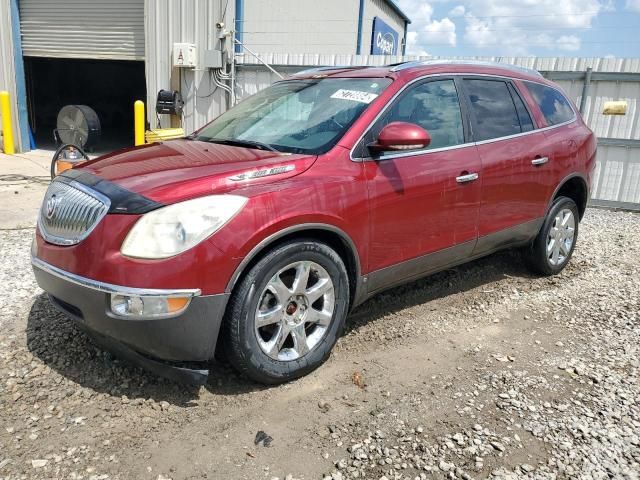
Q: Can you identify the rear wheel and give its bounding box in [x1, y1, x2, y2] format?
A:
[222, 240, 350, 384]
[524, 196, 579, 276]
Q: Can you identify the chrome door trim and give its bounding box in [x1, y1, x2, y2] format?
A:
[31, 256, 201, 297]
[349, 72, 577, 163]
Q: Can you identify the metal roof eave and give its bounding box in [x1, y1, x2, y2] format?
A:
[384, 0, 411, 24]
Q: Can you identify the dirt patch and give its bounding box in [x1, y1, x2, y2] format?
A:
[1, 208, 639, 479]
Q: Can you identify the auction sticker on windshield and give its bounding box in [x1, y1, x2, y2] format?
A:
[330, 89, 379, 104]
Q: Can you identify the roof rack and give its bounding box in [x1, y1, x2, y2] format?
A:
[389, 59, 543, 78]
[292, 66, 370, 76]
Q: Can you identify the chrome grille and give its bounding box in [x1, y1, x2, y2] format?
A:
[38, 180, 111, 246]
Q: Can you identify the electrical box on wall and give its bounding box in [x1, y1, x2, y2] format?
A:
[203, 50, 224, 69]
[173, 43, 196, 68]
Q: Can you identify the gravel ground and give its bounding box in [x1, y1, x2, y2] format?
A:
[0, 208, 638, 480]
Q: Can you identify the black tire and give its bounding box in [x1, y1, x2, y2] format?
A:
[524, 196, 580, 276]
[222, 240, 350, 384]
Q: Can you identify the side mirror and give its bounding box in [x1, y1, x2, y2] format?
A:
[368, 121, 431, 155]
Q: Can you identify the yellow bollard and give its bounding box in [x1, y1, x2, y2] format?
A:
[0, 91, 16, 154]
[134, 100, 145, 146]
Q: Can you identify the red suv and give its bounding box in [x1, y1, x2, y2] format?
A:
[32, 61, 597, 385]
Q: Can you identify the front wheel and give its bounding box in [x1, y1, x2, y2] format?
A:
[222, 240, 350, 384]
[524, 196, 579, 276]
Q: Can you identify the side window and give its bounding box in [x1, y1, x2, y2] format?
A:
[525, 82, 575, 126]
[373, 79, 465, 151]
[463, 79, 522, 141]
[508, 84, 534, 132]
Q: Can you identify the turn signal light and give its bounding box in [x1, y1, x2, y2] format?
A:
[110, 294, 191, 319]
[167, 297, 190, 312]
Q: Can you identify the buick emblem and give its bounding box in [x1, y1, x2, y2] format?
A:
[46, 194, 60, 220]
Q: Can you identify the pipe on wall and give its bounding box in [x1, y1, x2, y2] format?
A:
[579, 67, 593, 115]
[402, 20, 408, 55]
[234, 0, 243, 53]
[356, 0, 365, 55]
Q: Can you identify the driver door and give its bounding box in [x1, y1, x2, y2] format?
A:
[357, 78, 482, 293]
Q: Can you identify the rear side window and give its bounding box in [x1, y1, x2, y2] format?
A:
[463, 79, 523, 141]
[508, 84, 534, 132]
[525, 82, 575, 126]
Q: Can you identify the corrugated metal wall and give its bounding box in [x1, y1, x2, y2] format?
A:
[145, 0, 233, 135]
[241, 0, 360, 54]
[567, 80, 639, 140]
[19, 0, 145, 60]
[0, 0, 22, 152]
[235, 55, 640, 208]
[591, 145, 640, 208]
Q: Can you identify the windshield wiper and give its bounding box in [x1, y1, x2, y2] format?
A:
[202, 138, 280, 153]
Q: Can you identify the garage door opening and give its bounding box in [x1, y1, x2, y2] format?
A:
[24, 57, 146, 153]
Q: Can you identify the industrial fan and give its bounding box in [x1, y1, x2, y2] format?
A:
[55, 105, 101, 149]
[50, 105, 100, 179]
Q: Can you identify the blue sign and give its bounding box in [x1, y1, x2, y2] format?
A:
[370, 17, 399, 55]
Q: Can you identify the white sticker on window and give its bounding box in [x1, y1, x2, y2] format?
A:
[330, 89, 379, 104]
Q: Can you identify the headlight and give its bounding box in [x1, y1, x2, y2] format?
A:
[121, 195, 247, 259]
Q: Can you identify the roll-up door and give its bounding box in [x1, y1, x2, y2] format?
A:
[19, 0, 144, 60]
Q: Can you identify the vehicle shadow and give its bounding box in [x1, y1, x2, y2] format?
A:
[25, 294, 265, 406]
[26, 249, 538, 405]
[345, 248, 538, 335]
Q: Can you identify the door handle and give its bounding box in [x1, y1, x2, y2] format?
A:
[456, 172, 479, 183]
[531, 156, 549, 166]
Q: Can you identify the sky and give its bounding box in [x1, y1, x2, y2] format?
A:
[395, 0, 640, 57]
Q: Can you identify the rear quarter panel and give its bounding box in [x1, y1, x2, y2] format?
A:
[541, 120, 595, 203]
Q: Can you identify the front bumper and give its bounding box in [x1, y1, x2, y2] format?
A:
[32, 257, 229, 385]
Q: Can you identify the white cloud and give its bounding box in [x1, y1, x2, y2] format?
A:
[397, 0, 456, 54]
[399, 0, 605, 56]
[424, 18, 457, 46]
[557, 35, 581, 51]
[461, 0, 603, 55]
[626, 0, 640, 12]
[406, 31, 431, 56]
[449, 5, 466, 17]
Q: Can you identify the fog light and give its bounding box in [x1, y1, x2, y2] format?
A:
[110, 294, 191, 318]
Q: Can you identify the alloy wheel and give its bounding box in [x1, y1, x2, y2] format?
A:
[254, 261, 335, 361]
[546, 208, 576, 266]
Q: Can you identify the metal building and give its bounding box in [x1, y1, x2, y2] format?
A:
[0, 0, 409, 153]
[1, 0, 154, 152]
[237, 0, 410, 55]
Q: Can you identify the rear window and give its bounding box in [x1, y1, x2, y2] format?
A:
[525, 82, 575, 126]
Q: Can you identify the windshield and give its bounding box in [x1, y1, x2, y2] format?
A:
[194, 77, 392, 155]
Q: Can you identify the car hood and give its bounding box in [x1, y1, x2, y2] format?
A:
[78, 139, 317, 204]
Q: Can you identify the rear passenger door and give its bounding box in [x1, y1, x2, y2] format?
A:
[461, 77, 552, 250]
